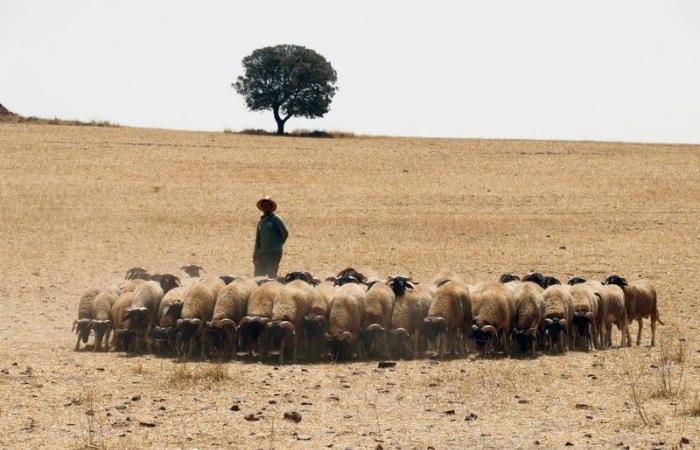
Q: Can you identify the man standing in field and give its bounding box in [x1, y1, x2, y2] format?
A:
[253, 196, 288, 278]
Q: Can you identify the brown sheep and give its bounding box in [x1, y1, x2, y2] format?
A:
[90, 290, 119, 352]
[509, 282, 545, 357]
[203, 277, 258, 359]
[118, 278, 145, 293]
[305, 278, 335, 360]
[603, 275, 664, 346]
[327, 281, 367, 361]
[175, 282, 215, 359]
[568, 283, 599, 351]
[424, 280, 469, 357]
[469, 281, 514, 355]
[266, 276, 316, 364]
[386, 276, 427, 359]
[542, 285, 574, 353]
[359, 280, 395, 359]
[151, 286, 188, 354]
[239, 280, 283, 358]
[73, 287, 101, 351]
[599, 283, 629, 348]
[111, 291, 134, 352]
[125, 281, 165, 353]
[200, 274, 226, 301]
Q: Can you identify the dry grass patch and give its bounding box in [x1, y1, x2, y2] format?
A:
[167, 362, 230, 386]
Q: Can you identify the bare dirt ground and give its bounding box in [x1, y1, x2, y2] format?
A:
[0, 123, 699, 449]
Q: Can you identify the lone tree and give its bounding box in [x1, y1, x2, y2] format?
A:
[233, 45, 338, 135]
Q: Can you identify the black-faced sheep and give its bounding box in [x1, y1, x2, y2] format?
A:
[90, 289, 119, 352]
[523, 272, 561, 289]
[327, 282, 367, 361]
[542, 285, 574, 353]
[180, 264, 205, 278]
[359, 280, 395, 359]
[239, 280, 282, 358]
[469, 281, 514, 355]
[424, 279, 469, 357]
[603, 275, 663, 346]
[73, 287, 101, 351]
[203, 277, 257, 359]
[111, 291, 134, 352]
[568, 283, 599, 351]
[498, 273, 521, 283]
[386, 276, 429, 359]
[266, 275, 317, 364]
[175, 282, 215, 359]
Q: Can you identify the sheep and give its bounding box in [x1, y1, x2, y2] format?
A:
[111, 291, 134, 352]
[73, 287, 101, 351]
[469, 281, 514, 355]
[424, 279, 469, 357]
[151, 286, 188, 354]
[567, 283, 599, 351]
[599, 282, 629, 348]
[509, 282, 546, 357]
[125, 267, 150, 280]
[336, 267, 367, 284]
[89, 289, 119, 352]
[327, 281, 367, 361]
[542, 285, 574, 353]
[359, 280, 395, 359]
[238, 280, 283, 358]
[567, 277, 608, 349]
[266, 274, 318, 364]
[203, 277, 257, 359]
[125, 280, 165, 352]
[603, 275, 664, 346]
[386, 276, 428, 359]
[175, 282, 215, 359]
[306, 277, 336, 359]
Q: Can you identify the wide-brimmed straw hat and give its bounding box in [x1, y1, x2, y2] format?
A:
[256, 196, 277, 212]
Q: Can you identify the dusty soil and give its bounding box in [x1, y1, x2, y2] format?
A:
[0, 123, 698, 449]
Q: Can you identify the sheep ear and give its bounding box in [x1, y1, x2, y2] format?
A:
[406, 282, 415, 289]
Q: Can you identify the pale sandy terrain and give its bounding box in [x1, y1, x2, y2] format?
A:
[0, 123, 698, 449]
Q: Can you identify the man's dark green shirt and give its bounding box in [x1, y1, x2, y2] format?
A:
[254, 213, 288, 256]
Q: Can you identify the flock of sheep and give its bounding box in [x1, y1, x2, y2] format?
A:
[73, 265, 664, 363]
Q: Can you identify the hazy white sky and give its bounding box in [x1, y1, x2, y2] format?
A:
[2, 1, 699, 143]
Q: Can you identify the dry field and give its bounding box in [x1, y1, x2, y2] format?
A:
[0, 123, 699, 449]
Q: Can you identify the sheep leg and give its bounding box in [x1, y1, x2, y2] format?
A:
[605, 323, 612, 349]
[104, 328, 112, 352]
[74, 334, 81, 352]
[382, 333, 390, 360]
[279, 336, 286, 365]
[292, 333, 298, 363]
[636, 319, 643, 346]
[650, 319, 657, 347]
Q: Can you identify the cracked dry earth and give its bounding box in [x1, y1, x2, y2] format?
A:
[0, 123, 699, 449]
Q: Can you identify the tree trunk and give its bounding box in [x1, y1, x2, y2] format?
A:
[273, 106, 285, 135]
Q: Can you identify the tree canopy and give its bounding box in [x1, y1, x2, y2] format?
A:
[233, 45, 338, 135]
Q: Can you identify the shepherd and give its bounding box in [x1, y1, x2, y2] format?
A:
[253, 196, 288, 278]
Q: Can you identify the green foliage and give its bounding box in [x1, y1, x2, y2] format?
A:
[233, 45, 338, 134]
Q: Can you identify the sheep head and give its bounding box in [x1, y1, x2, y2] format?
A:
[423, 316, 448, 344]
[543, 276, 561, 288]
[303, 313, 327, 337]
[387, 327, 413, 358]
[284, 271, 320, 286]
[155, 274, 180, 294]
[471, 323, 498, 351]
[513, 327, 537, 354]
[125, 267, 150, 280]
[567, 277, 587, 286]
[89, 319, 112, 351]
[238, 315, 269, 342]
[219, 275, 236, 285]
[358, 323, 385, 355]
[522, 272, 546, 288]
[386, 276, 416, 297]
[336, 268, 367, 284]
[499, 273, 521, 283]
[124, 306, 150, 331]
[602, 275, 628, 287]
[266, 320, 295, 347]
[544, 317, 567, 344]
[327, 330, 354, 361]
[73, 318, 92, 343]
[181, 264, 204, 277]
